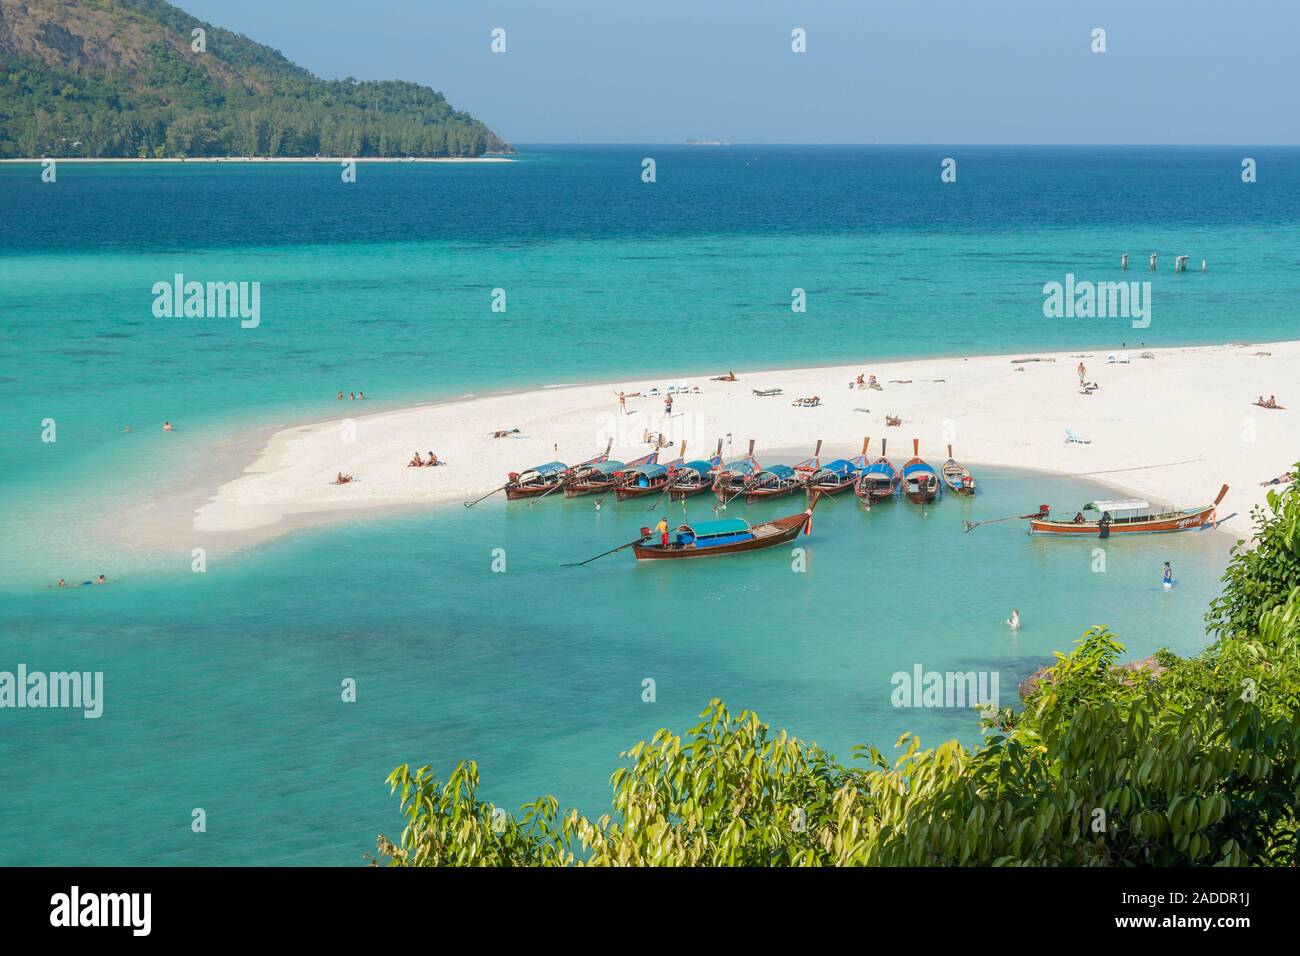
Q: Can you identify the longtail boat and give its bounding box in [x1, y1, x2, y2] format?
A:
[565, 450, 658, 497]
[941, 444, 976, 496]
[633, 494, 821, 560]
[667, 439, 725, 500]
[807, 438, 871, 496]
[712, 440, 762, 501]
[503, 461, 569, 500]
[504, 440, 610, 500]
[1028, 485, 1228, 537]
[855, 437, 900, 503]
[616, 441, 689, 500]
[900, 439, 941, 505]
[737, 440, 823, 503]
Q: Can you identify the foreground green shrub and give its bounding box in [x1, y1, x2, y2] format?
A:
[375, 486, 1300, 866]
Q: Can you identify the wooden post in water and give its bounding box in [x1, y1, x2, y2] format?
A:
[1201, 258, 1207, 272]
[1121, 253, 1129, 271]
[1175, 255, 1189, 273]
[1149, 253, 1158, 271]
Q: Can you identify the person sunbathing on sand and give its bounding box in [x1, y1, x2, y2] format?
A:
[426, 452, 441, 466]
[335, 472, 354, 484]
[492, 428, 521, 438]
[1260, 471, 1295, 486]
[408, 453, 424, 468]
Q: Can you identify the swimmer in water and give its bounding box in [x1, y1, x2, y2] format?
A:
[95, 574, 106, 585]
[1006, 609, 1021, 630]
[1162, 562, 1173, 589]
[57, 578, 67, 588]
[163, 421, 172, 431]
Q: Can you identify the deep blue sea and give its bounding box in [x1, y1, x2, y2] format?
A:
[0, 146, 1294, 863]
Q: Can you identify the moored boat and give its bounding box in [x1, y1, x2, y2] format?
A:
[900, 439, 940, 505]
[633, 494, 821, 560]
[1028, 486, 1228, 537]
[565, 450, 658, 497]
[666, 439, 725, 500]
[941, 444, 976, 496]
[503, 460, 570, 500]
[712, 440, 762, 501]
[855, 437, 900, 503]
[616, 441, 690, 500]
[807, 438, 870, 496]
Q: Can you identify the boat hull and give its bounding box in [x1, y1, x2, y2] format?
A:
[633, 513, 807, 559]
[615, 483, 664, 500]
[564, 480, 615, 498]
[1029, 505, 1217, 536]
[505, 483, 558, 500]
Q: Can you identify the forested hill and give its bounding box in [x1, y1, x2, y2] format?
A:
[0, 0, 512, 158]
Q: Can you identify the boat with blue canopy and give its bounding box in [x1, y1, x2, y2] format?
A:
[565, 450, 658, 497]
[900, 438, 941, 504]
[666, 439, 725, 499]
[808, 438, 871, 495]
[855, 437, 900, 503]
[632, 494, 821, 560]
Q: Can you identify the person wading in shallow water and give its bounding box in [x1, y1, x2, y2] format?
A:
[1163, 562, 1173, 590]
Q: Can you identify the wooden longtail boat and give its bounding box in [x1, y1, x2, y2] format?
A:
[616, 441, 689, 500]
[855, 437, 900, 503]
[941, 444, 976, 496]
[666, 440, 725, 500]
[503, 461, 569, 499]
[565, 450, 658, 497]
[900, 439, 940, 505]
[633, 493, 821, 560]
[1028, 485, 1228, 537]
[808, 438, 871, 496]
[504, 440, 611, 500]
[739, 440, 823, 503]
[712, 440, 762, 501]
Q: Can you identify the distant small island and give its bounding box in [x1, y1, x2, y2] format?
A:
[0, 0, 512, 159]
[685, 139, 730, 147]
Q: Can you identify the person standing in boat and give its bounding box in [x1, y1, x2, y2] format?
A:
[1162, 562, 1173, 590]
[654, 516, 670, 548]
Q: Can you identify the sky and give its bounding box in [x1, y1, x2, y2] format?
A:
[173, 0, 1300, 145]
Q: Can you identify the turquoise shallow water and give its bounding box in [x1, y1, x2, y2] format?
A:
[0, 146, 1289, 863]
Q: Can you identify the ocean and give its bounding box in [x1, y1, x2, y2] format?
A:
[0, 145, 1292, 864]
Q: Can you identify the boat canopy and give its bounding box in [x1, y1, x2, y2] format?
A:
[815, 459, 855, 477]
[681, 518, 750, 537]
[588, 459, 627, 476]
[630, 463, 668, 479]
[1085, 499, 1150, 513]
[864, 460, 895, 475]
[527, 461, 567, 477]
[721, 459, 757, 476]
[903, 461, 936, 476]
[679, 459, 715, 477]
[760, 464, 796, 480]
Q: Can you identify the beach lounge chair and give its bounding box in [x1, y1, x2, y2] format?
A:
[752, 387, 783, 397]
[1106, 353, 1118, 364]
[1119, 352, 1130, 364]
[1065, 428, 1091, 444]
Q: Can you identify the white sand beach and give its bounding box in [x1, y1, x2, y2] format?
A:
[191, 341, 1298, 542]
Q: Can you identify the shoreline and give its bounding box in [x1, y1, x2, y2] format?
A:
[125, 339, 1299, 553]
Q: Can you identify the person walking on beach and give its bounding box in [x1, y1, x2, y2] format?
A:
[618, 391, 627, 414]
[1162, 562, 1173, 590]
[664, 393, 673, 417]
[1077, 361, 1086, 386]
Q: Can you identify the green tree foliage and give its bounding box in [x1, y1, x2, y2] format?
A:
[375, 482, 1300, 866]
[1208, 469, 1300, 642]
[0, 0, 509, 158]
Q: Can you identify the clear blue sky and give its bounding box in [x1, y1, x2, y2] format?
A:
[174, 0, 1298, 145]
